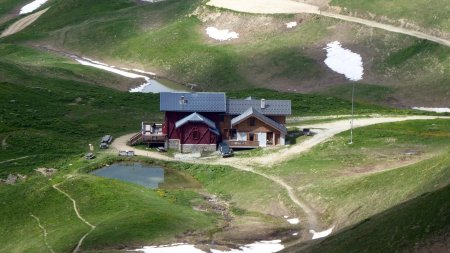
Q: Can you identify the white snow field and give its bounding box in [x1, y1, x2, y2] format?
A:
[132, 240, 284, 253]
[286, 22, 297, 28]
[309, 226, 334, 240]
[324, 41, 364, 81]
[20, 0, 49, 14]
[412, 107, 450, 113]
[75, 58, 178, 93]
[206, 27, 239, 41]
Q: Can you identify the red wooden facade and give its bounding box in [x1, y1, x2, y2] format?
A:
[163, 112, 221, 145]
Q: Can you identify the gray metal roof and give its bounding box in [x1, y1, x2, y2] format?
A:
[160, 92, 226, 112]
[231, 107, 287, 135]
[227, 99, 291, 115]
[175, 112, 217, 129]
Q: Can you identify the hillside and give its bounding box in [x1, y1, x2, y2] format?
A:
[1, 1, 450, 252]
[1, 0, 449, 107]
[329, 0, 450, 36]
[282, 184, 450, 253]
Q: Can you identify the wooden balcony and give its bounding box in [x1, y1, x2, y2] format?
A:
[225, 140, 260, 148]
[142, 134, 167, 143]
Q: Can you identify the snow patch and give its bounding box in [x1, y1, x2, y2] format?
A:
[324, 41, 363, 81]
[292, 232, 298, 236]
[309, 226, 334, 240]
[412, 107, 450, 113]
[286, 22, 297, 28]
[132, 240, 284, 253]
[132, 69, 157, 76]
[76, 59, 144, 79]
[287, 218, 300, 224]
[131, 244, 205, 253]
[75, 58, 177, 93]
[211, 240, 284, 253]
[206, 27, 239, 41]
[20, 0, 49, 14]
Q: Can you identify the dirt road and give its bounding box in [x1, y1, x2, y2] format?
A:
[0, 8, 49, 38]
[206, 0, 450, 47]
[111, 115, 449, 234]
[236, 116, 449, 167]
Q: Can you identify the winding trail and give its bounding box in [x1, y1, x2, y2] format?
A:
[0, 156, 30, 164]
[111, 115, 449, 234]
[30, 213, 55, 253]
[53, 183, 96, 253]
[0, 8, 50, 38]
[206, 0, 450, 47]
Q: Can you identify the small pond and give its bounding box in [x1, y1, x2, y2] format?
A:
[90, 162, 199, 189]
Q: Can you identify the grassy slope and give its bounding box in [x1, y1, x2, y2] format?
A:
[0, 160, 218, 252]
[3, 0, 449, 106]
[3, 43, 429, 176]
[0, 44, 160, 176]
[263, 120, 450, 226]
[283, 184, 450, 253]
[0, 0, 28, 16]
[330, 0, 450, 34]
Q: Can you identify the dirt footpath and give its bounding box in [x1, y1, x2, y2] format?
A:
[110, 115, 449, 235]
[241, 116, 449, 167]
[1, 8, 49, 38]
[206, 0, 450, 47]
[207, 0, 319, 14]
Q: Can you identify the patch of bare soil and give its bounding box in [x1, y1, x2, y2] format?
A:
[340, 151, 432, 177]
[410, 229, 450, 253]
[194, 6, 298, 45]
[1, 8, 50, 38]
[214, 216, 297, 243]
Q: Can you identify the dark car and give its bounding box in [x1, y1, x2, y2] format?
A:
[218, 142, 233, 158]
[99, 135, 113, 149]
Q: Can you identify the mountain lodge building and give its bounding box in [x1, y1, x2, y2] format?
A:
[130, 92, 291, 152]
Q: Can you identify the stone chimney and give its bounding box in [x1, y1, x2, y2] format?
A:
[261, 99, 266, 109]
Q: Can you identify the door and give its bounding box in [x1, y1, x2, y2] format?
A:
[258, 133, 267, 147]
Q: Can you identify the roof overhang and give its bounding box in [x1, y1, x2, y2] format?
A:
[231, 107, 287, 135]
[175, 112, 220, 135]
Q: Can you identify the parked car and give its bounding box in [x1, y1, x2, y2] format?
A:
[218, 142, 233, 158]
[99, 143, 109, 149]
[99, 135, 113, 149]
[302, 128, 312, 136]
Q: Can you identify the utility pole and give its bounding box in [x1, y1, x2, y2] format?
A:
[349, 82, 355, 144]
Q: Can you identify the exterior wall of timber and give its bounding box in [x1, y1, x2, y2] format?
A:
[164, 112, 221, 143]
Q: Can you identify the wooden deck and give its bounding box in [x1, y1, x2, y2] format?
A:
[130, 132, 167, 146]
[142, 134, 167, 143]
[225, 140, 260, 148]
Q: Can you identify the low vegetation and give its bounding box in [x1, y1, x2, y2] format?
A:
[2, 0, 449, 106]
[0, 158, 218, 252]
[284, 184, 450, 253]
[330, 0, 450, 34]
[264, 120, 450, 227]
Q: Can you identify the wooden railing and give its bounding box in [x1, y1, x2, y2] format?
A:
[225, 140, 259, 147]
[142, 134, 167, 143]
[129, 132, 143, 146]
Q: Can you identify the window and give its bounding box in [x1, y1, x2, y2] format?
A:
[249, 133, 255, 141]
[230, 129, 237, 140]
[192, 128, 200, 140]
[250, 118, 256, 126]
